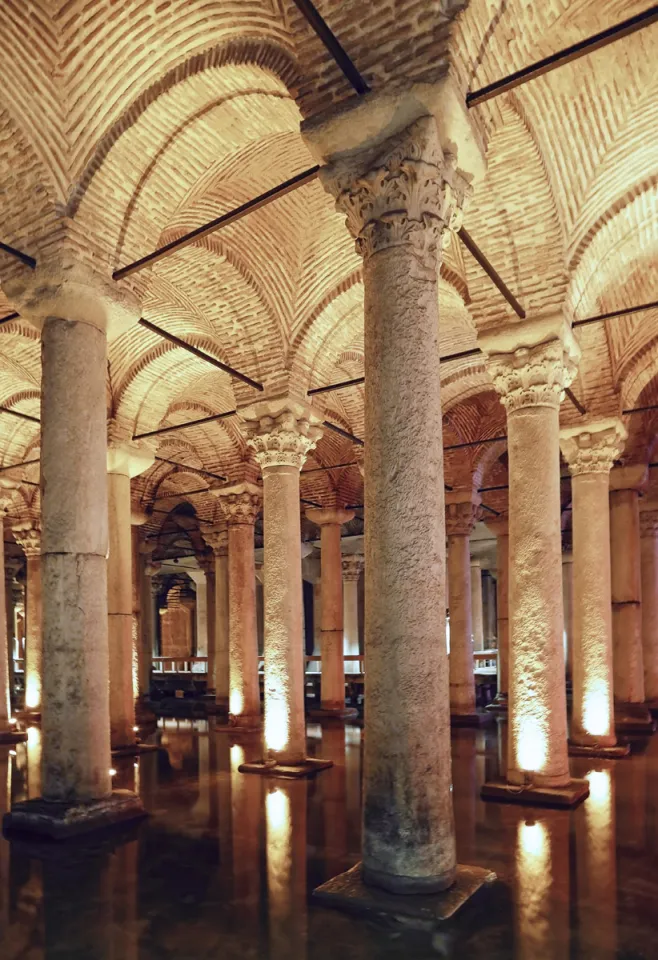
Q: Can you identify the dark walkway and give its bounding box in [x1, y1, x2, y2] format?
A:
[1, 718, 656, 958]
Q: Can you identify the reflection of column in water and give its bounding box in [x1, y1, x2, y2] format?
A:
[321, 722, 347, 877]
[194, 731, 210, 823]
[451, 729, 477, 863]
[266, 780, 307, 960]
[0, 754, 10, 927]
[26, 725, 41, 799]
[230, 744, 263, 928]
[618, 749, 647, 852]
[344, 725, 362, 853]
[577, 768, 616, 959]
[108, 840, 139, 960]
[43, 849, 113, 960]
[515, 813, 570, 960]
[485, 716, 508, 784]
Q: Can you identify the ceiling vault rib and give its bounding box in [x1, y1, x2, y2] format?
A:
[291, 0, 370, 95]
[112, 167, 320, 280]
[467, 5, 658, 106]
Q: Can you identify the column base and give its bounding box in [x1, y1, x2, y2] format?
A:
[111, 740, 159, 757]
[239, 757, 333, 779]
[450, 711, 492, 727]
[614, 704, 656, 735]
[481, 777, 589, 808]
[312, 862, 496, 930]
[485, 694, 508, 713]
[568, 740, 630, 759]
[0, 727, 28, 744]
[308, 706, 359, 720]
[3, 790, 147, 841]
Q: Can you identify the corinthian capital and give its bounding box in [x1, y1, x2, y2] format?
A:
[213, 483, 261, 526]
[13, 520, 41, 557]
[445, 492, 480, 537]
[240, 397, 323, 472]
[321, 116, 471, 278]
[560, 419, 626, 477]
[342, 554, 364, 581]
[200, 522, 228, 556]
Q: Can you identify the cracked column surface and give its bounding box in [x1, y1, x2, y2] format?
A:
[215, 483, 262, 729]
[4, 259, 141, 805]
[487, 517, 509, 709]
[640, 501, 658, 708]
[480, 319, 580, 789]
[609, 465, 653, 730]
[306, 508, 354, 715]
[107, 429, 154, 751]
[320, 115, 473, 893]
[12, 522, 42, 715]
[560, 420, 627, 750]
[446, 493, 480, 719]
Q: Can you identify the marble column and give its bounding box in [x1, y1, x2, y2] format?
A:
[479, 319, 588, 806]
[3, 261, 144, 832]
[562, 551, 574, 682]
[560, 420, 629, 757]
[187, 569, 208, 658]
[446, 492, 480, 724]
[137, 547, 159, 717]
[609, 465, 654, 732]
[12, 521, 42, 717]
[314, 115, 490, 895]
[470, 559, 484, 651]
[342, 555, 364, 675]
[107, 430, 155, 752]
[201, 525, 229, 710]
[482, 570, 497, 647]
[306, 507, 355, 717]
[214, 483, 262, 730]
[0, 485, 25, 743]
[639, 501, 658, 711]
[240, 396, 325, 772]
[487, 517, 509, 711]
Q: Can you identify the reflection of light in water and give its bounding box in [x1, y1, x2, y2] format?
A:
[266, 788, 292, 913]
[516, 715, 548, 775]
[587, 769, 611, 809]
[265, 698, 289, 755]
[132, 617, 139, 700]
[26, 725, 41, 799]
[230, 689, 243, 716]
[25, 675, 40, 711]
[583, 684, 611, 738]
[230, 744, 245, 772]
[345, 727, 361, 746]
[517, 820, 551, 958]
[582, 769, 616, 958]
[267, 788, 290, 835]
[306, 723, 322, 741]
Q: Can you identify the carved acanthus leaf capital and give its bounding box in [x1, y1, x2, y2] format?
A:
[13, 520, 41, 557]
[485, 338, 577, 413]
[201, 522, 228, 556]
[214, 483, 261, 526]
[240, 398, 322, 471]
[342, 554, 364, 581]
[560, 419, 627, 477]
[445, 498, 480, 537]
[322, 116, 472, 279]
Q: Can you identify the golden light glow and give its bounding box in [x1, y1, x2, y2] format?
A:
[516, 820, 551, 957]
[519, 820, 547, 858]
[109, 768, 117, 777]
[582, 683, 611, 738]
[265, 699, 289, 756]
[229, 689, 244, 717]
[26, 725, 41, 800]
[266, 787, 293, 921]
[266, 788, 289, 833]
[132, 617, 140, 701]
[586, 769, 611, 808]
[230, 744, 245, 771]
[516, 715, 548, 774]
[25, 675, 41, 711]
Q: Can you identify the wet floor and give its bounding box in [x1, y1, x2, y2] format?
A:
[1, 717, 657, 959]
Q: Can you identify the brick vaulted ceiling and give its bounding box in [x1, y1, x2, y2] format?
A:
[0, 0, 656, 543]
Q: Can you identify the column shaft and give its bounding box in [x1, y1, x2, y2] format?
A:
[610, 488, 645, 704]
[107, 470, 135, 750]
[214, 550, 229, 707]
[470, 561, 484, 652]
[227, 523, 260, 726]
[319, 522, 344, 711]
[0, 529, 11, 728]
[24, 553, 42, 714]
[447, 535, 475, 714]
[640, 515, 658, 704]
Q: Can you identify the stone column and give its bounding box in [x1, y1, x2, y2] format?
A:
[562, 546, 574, 681]
[240, 396, 326, 773]
[487, 517, 509, 711]
[137, 551, 159, 722]
[640, 501, 658, 710]
[187, 569, 208, 658]
[13, 521, 42, 717]
[3, 260, 144, 834]
[201, 525, 229, 711]
[446, 492, 480, 724]
[107, 430, 155, 752]
[214, 483, 262, 730]
[482, 571, 497, 647]
[312, 114, 493, 897]
[306, 507, 355, 717]
[470, 559, 484, 652]
[342, 555, 364, 675]
[560, 420, 629, 757]
[479, 318, 588, 806]
[0, 485, 25, 743]
[609, 465, 654, 733]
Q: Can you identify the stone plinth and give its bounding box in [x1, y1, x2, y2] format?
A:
[3, 791, 147, 840]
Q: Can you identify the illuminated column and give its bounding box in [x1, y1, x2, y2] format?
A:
[342, 555, 364, 675]
[214, 483, 262, 730]
[562, 550, 574, 682]
[578, 768, 617, 960]
[12, 521, 42, 717]
[107, 427, 155, 752]
[239, 397, 326, 773]
[486, 517, 509, 711]
[199, 553, 215, 675]
[187, 569, 208, 658]
[3, 259, 145, 833]
[470, 559, 484, 651]
[445, 492, 480, 724]
[560, 420, 629, 757]
[0, 486, 25, 742]
[202, 525, 229, 710]
[137, 549, 159, 718]
[639, 502, 658, 710]
[306, 507, 355, 717]
[312, 115, 495, 899]
[609, 465, 654, 732]
[479, 320, 588, 806]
